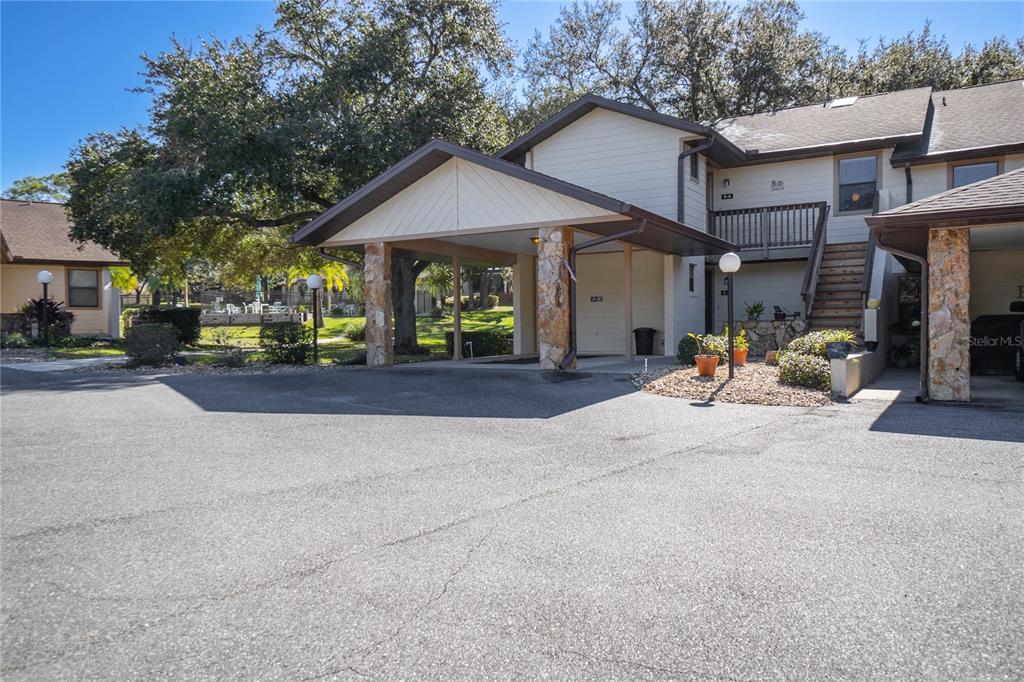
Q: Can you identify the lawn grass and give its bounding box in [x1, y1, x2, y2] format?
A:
[198, 306, 514, 355]
[47, 345, 126, 359]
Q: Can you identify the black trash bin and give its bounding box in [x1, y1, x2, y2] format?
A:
[632, 327, 656, 356]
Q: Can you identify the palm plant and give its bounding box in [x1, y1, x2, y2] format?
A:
[418, 263, 452, 309]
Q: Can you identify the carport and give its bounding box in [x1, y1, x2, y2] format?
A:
[867, 168, 1024, 402]
[291, 139, 733, 369]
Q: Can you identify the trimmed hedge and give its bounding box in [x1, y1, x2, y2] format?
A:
[259, 322, 312, 364]
[125, 323, 181, 366]
[135, 307, 202, 345]
[784, 329, 857, 359]
[778, 351, 832, 390]
[444, 329, 512, 358]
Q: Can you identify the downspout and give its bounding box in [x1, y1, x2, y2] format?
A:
[558, 221, 648, 371]
[872, 229, 929, 403]
[678, 137, 715, 223]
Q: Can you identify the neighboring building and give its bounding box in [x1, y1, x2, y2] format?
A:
[291, 80, 1023, 400]
[1, 199, 124, 338]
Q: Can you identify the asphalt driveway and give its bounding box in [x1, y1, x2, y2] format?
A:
[1, 365, 1022, 679]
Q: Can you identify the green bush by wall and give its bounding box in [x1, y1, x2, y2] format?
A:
[259, 322, 312, 364]
[135, 307, 202, 345]
[444, 329, 512, 358]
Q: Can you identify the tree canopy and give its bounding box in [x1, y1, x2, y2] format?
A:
[516, 0, 1024, 128]
[2, 173, 70, 202]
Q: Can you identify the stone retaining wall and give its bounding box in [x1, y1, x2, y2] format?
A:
[739, 318, 808, 356]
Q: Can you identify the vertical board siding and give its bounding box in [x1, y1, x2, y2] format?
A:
[532, 109, 705, 227]
[575, 250, 665, 354]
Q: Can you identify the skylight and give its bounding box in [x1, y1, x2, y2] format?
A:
[829, 96, 859, 108]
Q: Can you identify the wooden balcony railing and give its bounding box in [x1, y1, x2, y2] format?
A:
[709, 201, 829, 257]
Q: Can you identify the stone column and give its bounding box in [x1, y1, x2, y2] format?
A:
[364, 242, 394, 367]
[927, 227, 970, 401]
[536, 226, 574, 369]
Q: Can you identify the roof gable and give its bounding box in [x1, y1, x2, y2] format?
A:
[0, 199, 123, 265]
[320, 156, 620, 246]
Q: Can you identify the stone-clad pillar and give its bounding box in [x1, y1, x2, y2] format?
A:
[364, 242, 394, 367]
[927, 227, 970, 401]
[537, 226, 574, 370]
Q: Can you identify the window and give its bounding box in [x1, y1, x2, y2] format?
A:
[951, 161, 998, 188]
[690, 153, 699, 180]
[67, 269, 100, 308]
[836, 155, 878, 213]
[688, 263, 697, 294]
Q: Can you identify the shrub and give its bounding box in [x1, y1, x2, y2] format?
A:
[53, 334, 93, 348]
[344, 320, 366, 342]
[218, 348, 248, 368]
[676, 334, 700, 364]
[444, 329, 512, 357]
[259, 322, 312, 364]
[135, 307, 202, 345]
[785, 329, 857, 359]
[1, 331, 30, 349]
[125, 323, 182, 366]
[20, 299, 74, 338]
[744, 300, 765, 320]
[778, 351, 832, 390]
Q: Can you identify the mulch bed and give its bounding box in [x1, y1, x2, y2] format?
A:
[632, 361, 834, 407]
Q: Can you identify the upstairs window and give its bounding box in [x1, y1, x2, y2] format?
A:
[688, 263, 696, 293]
[690, 152, 699, 180]
[836, 155, 878, 214]
[68, 269, 100, 308]
[951, 161, 998, 188]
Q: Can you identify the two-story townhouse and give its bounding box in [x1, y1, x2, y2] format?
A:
[290, 79, 1023, 396]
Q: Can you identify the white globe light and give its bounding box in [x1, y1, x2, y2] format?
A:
[718, 252, 741, 273]
[37, 270, 54, 285]
[306, 274, 322, 290]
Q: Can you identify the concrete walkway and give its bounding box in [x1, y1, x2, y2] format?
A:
[403, 354, 679, 374]
[0, 356, 128, 373]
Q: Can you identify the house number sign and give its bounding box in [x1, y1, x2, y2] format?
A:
[590, 296, 603, 303]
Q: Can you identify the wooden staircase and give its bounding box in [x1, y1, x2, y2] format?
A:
[808, 241, 867, 331]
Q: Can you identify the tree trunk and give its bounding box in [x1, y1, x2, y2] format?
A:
[152, 288, 162, 307]
[183, 278, 190, 306]
[392, 256, 429, 354]
[479, 270, 491, 308]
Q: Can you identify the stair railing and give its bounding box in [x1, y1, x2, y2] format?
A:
[800, 203, 830, 320]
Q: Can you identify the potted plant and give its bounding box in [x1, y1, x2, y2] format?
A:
[824, 329, 856, 359]
[773, 305, 788, 321]
[725, 326, 750, 366]
[688, 332, 720, 377]
[744, 300, 765, 321]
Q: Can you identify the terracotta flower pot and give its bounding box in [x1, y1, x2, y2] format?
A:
[694, 354, 720, 377]
[732, 348, 749, 366]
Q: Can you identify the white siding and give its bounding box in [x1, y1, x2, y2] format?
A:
[531, 108, 704, 226]
[910, 163, 947, 201]
[712, 149, 904, 243]
[712, 260, 805, 332]
[663, 255, 706, 355]
[1006, 154, 1024, 172]
[323, 157, 618, 245]
[574, 250, 664, 354]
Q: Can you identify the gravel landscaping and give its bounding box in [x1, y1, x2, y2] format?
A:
[632, 361, 835, 406]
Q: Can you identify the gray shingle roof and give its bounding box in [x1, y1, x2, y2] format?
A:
[878, 167, 1024, 217]
[892, 79, 1024, 162]
[712, 87, 933, 154]
[0, 199, 123, 264]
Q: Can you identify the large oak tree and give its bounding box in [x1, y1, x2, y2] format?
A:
[66, 0, 512, 353]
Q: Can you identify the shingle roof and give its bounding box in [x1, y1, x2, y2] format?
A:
[712, 87, 932, 155]
[892, 79, 1024, 163]
[0, 199, 123, 264]
[876, 167, 1024, 219]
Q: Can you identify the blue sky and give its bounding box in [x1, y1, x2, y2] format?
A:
[2, 1, 1022, 188]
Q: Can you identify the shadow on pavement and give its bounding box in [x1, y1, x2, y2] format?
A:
[2, 365, 638, 419]
[869, 395, 1024, 443]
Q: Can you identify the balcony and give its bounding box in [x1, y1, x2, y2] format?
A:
[709, 201, 828, 261]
